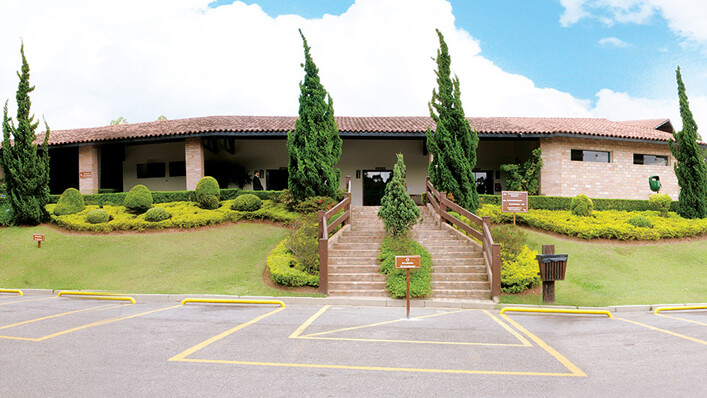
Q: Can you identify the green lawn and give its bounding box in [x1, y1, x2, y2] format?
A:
[0, 223, 317, 297]
[501, 228, 707, 306]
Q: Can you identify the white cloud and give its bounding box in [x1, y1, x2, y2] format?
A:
[0, 0, 597, 130]
[598, 37, 630, 47]
[559, 0, 590, 27]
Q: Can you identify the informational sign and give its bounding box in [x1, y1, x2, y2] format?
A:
[79, 171, 92, 178]
[501, 191, 528, 213]
[33, 234, 45, 248]
[395, 255, 421, 269]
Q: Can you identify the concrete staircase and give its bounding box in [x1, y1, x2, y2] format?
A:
[412, 207, 491, 300]
[328, 206, 388, 297]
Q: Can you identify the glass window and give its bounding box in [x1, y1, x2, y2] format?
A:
[571, 149, 610, 163]
[633, 154, 668, 166]
[169, 161, 186, 177]
[137, 162, 165, 179]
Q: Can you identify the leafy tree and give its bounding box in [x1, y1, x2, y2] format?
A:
[378, 154, 420, 236]
[110, 116, 128, 125]
[500, 148, 544, 194]
[669, 67, 707, 219]
[287, 29, 342, 201]
[1, 44, 51, 225]
[426, 29, 479, 212]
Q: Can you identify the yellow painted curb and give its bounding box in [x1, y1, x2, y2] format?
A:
[0, 289, 23, 296]
[57, 291, 135, 304]
[180, 298, 286, 308]
[654, 305, 707, 314]
[500, 307, 612, 318]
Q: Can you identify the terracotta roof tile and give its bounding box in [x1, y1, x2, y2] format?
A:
[31, 115, 675, 146]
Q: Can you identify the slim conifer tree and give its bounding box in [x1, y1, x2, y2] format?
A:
[426, 29, 479, 212]
[1, 44, 51, 225]
[378, 154, 420, 236]
[287, 29, 342, 201]
[669, 67, 707, 219]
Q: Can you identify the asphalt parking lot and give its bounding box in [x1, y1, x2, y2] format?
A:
[1, 291, 705, 397]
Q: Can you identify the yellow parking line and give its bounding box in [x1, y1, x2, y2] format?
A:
[655, 313, 707, 327]
[614, 316, 707, 346]
[0, 296, 56, 306]
[500, 307, 612, 318]
[169, 307, 286, 361]
[500, 313, 587, 377]
[0, 304, 121, 331]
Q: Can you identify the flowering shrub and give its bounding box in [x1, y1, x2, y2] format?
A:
[267, 241, 319, 287]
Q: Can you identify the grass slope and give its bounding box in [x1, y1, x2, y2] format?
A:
[0, 224, 313, 296]
[501, 228, 707, 306]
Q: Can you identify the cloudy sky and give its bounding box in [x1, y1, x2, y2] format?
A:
[0, 0, 705, 132]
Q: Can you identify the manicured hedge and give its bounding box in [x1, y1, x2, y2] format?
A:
[378, 235, 432, 298]
[267, 241, 319, 287]
[479, 194, 679, 212]
[477, 204, 707, 240]
[50, 188, 284, 204]
[501, 246, 541, 294]
[47, 200, 297, 232]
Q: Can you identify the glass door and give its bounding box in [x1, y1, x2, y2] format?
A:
[362, 170, 392, 206]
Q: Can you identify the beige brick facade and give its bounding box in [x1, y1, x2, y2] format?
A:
[78, 144, 99, 194]
[539, 137, 678, 200]
[185, 137, 204, 190]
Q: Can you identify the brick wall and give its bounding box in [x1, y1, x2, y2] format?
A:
[78, 144, 99, 194]
[185, 137, 204, 190]
[539, 137, 678, 200]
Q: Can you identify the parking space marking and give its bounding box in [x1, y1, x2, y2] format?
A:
[614, 316, 706, 346]
[0, 296, 56, 306]
[289, 306, 531, 347]
[0, 303, 121, 331]
[655, 313, 707, 327]
[172, 307, 585, 377]
[0, 303, 183, 342]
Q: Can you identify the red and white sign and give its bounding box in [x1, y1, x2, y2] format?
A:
[395, 255, 421, 269]
[501, 191, 528, 213]
[32, 234, 45, 242]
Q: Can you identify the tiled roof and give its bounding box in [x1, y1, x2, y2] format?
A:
[33, 115, 675, 146]
[619, 119, 673, 132]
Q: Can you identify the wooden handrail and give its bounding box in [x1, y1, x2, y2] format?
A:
[318, 175, 352, 295]
[425, 177, 502, 300]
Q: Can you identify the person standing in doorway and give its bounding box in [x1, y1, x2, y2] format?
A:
[252, 170, 263, 191]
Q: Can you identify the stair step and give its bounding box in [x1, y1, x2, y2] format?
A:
[329, 249, 380, 256]
[328, 289, 389, 297]
[329, 264, 380, 272]
[432, 290, 491, 299]
[431, 272, 488, 281]
[329, 257, 379, 265]
[432, 265, 487, 273]
[432, 258, 486, 265]
[331, 243, 382, 250]
[432, 281, 491, 290]
[329, 281, 387, 290]
[329, 273, 386, 282]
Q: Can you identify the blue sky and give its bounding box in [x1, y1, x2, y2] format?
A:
[1, 0, 706, 130]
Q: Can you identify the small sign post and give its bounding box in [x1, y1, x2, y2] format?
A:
[395, 255, 421, 319]
[501, 191, 528, 225]
[33, 234, 45, 248]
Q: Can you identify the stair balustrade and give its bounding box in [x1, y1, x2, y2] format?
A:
[317, 176, 352, 295]
[425, 177, 502, 299]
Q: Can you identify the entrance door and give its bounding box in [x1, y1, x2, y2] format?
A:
[362, 170, 392, 206]
[473, 171, 493, 194]
[266, 169, 288, 191]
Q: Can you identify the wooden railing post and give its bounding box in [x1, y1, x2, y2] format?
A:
[345, 175, 352, 226]
[318, 210, 328, 295]
[491, 243, 501, 299]
[438, 191, 447, 229]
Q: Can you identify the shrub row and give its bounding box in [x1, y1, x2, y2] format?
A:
[48, 200, 297, 232]
[500, 245, 541, 294]
[267, 241, 319, 287]
[378, 235, 432, 298]
[479, 194, 679, 212]
[477, 204, 707, 240]
[49, 188, 284, 205]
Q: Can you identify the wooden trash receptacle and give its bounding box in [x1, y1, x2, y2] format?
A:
[536, 254, 568, 281]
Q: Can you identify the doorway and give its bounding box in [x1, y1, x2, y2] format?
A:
[362, 170, 392, 206]
[266, 169, 288, 191]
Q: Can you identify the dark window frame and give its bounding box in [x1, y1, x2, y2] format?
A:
[571, 149, 611, 163]
[633, 154, 669, 166]
[168, 161, 186, 177]
[136, 162, 166, 179]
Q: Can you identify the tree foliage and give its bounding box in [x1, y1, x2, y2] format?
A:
[669, 67, 707, 219]
[0, 44, 51, 225]
[500, 148, 544, 195]
[378, 154, 420, 236]
[426, 29, 479, 212]
[287, 29, 342, 201]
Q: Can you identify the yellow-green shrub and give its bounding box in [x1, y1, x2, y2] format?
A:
[501, 246, 541, 293]
[267, 241, 319, 287]
[54, 188, 85, 216]
[570, 194, 593, 217]
[649, 193, 672, 217]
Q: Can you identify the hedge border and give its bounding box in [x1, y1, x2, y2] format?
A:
[479, 194, 678, 212]
[49, 189, 283, 205]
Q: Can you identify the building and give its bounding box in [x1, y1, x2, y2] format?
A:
[15, 115, 681, 206]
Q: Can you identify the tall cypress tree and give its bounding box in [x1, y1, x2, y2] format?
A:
[378, 153, 420, 236]
[1, 44, 51, 225]
[669, 67, 707, 219]
[287, 29, 342, 201]
[426, 29, 479, 212]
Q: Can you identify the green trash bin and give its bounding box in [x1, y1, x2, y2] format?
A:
[649, 175, 661, 192]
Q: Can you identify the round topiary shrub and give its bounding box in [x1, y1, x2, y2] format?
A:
[570, 194, 593, 217]
[144, 207, 171, 222]
[231, 194, 262, 212]
[86, 209, 110, 224]
[649, 193, 672, 217]
[195, 176, 220, 209]
[628, 215, 653, 228]
[124, 185, 153, 213]
[54, 188, 85, 216]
